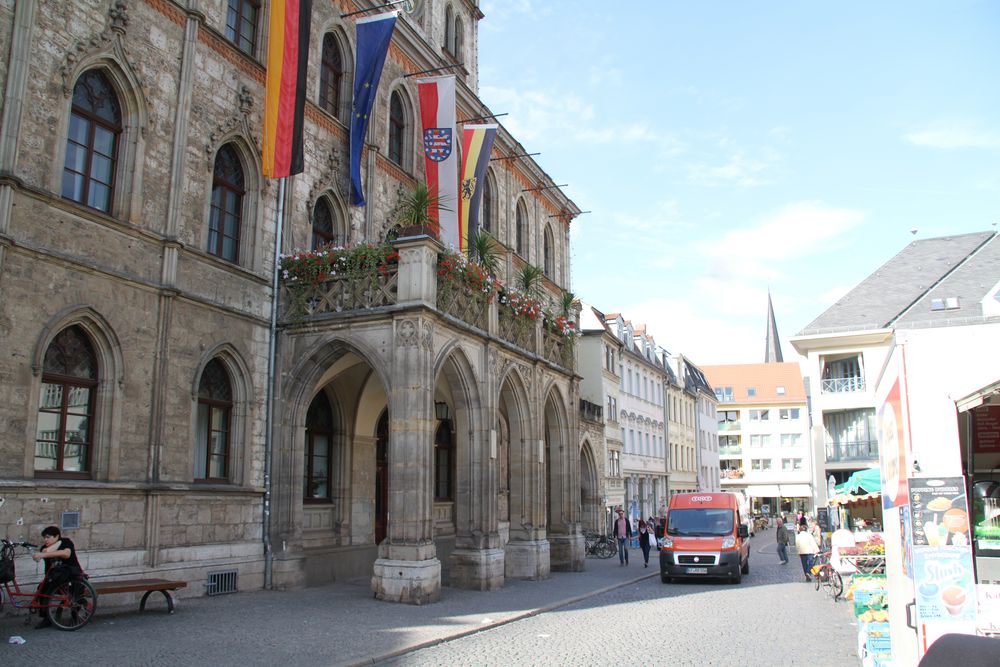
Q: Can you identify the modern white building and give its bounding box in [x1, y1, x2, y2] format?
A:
[702, 363, 814, 514]
[790, 230, 1000, 662]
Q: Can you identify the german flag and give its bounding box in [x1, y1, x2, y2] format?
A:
[262, 0, 312, 178]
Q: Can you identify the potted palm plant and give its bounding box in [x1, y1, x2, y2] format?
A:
[393, 183, 451, 239]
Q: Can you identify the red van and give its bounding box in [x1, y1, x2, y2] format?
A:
[658, 492, 750, 584]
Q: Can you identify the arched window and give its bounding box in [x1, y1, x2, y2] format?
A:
[208, 145, 245, 263]
[225, 0, 260, 55]
[543, 226, 554, 276]
[312, 198, 338, 250]
[515, 201, 527, 256]
[444, 5, 454, 54]
[319, 33, 343, 118]
[454, 17, 464, 61]
[434, 418, 454, 500]
[35, 326, 97, 477]
[388, 91, 406, 167]
[304, 393, 334, 502]
[195, 359, 232, 481]
[481, 175, 493, 234]
[62, 70, 121, 213]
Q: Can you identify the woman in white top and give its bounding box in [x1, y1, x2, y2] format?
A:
[795, 524, 820, 582]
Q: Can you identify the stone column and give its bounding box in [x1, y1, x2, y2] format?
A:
[449, 349, 504, 591]
[550, 377, 585, 572]
[504, 365, 550, 581]
[371, 315, 441, 604]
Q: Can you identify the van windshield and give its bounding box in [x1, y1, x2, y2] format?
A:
[667, 508, 734, 537]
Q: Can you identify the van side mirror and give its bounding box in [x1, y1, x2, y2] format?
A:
[738, 525, 749, 539]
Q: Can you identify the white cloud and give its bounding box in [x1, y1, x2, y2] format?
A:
[904, 122, 1000, 149]
[686, 149, 778, 187]
[700, 201, 867, 264]
[479, 85, 684, 153]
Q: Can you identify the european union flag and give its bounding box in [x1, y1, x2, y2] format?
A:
[350, 12, 398, 206]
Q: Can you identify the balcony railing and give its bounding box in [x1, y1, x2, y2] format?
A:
[281, 237, 575, 371]
[718, 421, 741, 432]
[825, 440, 879, 462]
[719, 445, 743, 456]
[284, 266, 399, 318]
[720, 469, 745, 479]
[579, 399, 603, 424]
[821, 376, 865, 393]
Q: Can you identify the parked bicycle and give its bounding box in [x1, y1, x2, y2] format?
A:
[0, 538, 97, 630]
[810, 551, 843, 600]
[584, 533, 617, 559]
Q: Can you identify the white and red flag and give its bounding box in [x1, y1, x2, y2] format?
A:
[417, 75, 458, 247]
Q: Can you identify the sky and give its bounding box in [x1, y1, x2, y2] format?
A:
[475, 1, 999, 365]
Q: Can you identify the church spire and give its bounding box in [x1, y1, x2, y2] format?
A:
[764, 291, 784, 363]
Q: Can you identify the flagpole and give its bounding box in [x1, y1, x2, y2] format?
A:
[263, 176, 286, 590]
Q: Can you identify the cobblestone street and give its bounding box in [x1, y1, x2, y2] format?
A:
[1, 530, 856, 666]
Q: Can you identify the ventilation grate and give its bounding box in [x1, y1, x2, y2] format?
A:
[205, 569, 238, 596]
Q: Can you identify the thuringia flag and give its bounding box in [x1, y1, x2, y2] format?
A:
[350, 11, 398, 205]
[458, 124, 498, 253]
[262, 0, 313, 178]
[417, 76, 458, 248]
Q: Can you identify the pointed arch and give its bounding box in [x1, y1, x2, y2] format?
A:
[28, 306, 125, 481]
[203, 137, 263, 269]
[190, 342, 255, 485]
[57, 53, 149, 222]
[387, 86, 415, 171]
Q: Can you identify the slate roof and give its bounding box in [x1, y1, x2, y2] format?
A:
[798, 231, 999, 335]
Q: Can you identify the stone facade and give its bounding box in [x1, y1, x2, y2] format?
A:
[0, 0, 584, 604]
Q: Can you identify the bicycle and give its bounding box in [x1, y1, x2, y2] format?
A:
[810, 551, 843, 600]
[583, 533, 617, 559]
[0, 538, 98, 631]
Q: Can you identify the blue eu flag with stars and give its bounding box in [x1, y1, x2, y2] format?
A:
[350, 12, 398, 206]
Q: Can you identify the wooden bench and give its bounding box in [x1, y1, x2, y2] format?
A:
[91, 578, 187, 614]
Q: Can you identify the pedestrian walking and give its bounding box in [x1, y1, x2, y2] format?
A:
[638, 519, 654, 568]
[809, 518, 823, 550]
[612, 508, 632, 566]
[775, 517, 789, 564]
[795, 524, 820, 581]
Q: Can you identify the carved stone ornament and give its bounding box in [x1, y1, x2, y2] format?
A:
[205, 86, 261, 173]
[421, 320, 434, 351]
[396, 319, 417, 347]
[60, 1, 142, 98]
[306, 147, 348, 205]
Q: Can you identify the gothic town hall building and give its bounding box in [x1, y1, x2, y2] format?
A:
[0, 0, 587, 604]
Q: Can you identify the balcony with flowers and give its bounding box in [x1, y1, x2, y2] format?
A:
[279, 185, 577, 370]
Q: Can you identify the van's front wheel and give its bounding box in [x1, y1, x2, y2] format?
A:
[730, 568, 742, 584]
[741, 556, 749, 575]
[660, 572, 670, 584]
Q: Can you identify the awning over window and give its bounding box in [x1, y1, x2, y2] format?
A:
[746, 484, 780, 497]
[779, 484, 812, 497]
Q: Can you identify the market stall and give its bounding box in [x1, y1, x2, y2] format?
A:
[828, 468, 884, 533]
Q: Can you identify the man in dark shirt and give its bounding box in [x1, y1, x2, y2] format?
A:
[612, 509, 632, 566]
[32, 525, 83, 629]
[775, 517, 790, 564]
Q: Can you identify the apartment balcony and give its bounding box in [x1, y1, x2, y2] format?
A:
[825, 440, 879, 462]
[719, 445, 743, 457]
[579, 399, 604, 425]
[720, 468, 745, 480]
[718, 421, 742, 432]
[280, 236, 575, 370]
[821, 376, 866, 393]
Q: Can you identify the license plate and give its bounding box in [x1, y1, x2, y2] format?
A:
[685, 567, 708, 574]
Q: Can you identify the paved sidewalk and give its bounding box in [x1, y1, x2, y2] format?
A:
[1, 550, 656, 666]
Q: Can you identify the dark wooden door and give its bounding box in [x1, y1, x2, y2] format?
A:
[375, 410, 389, 544]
